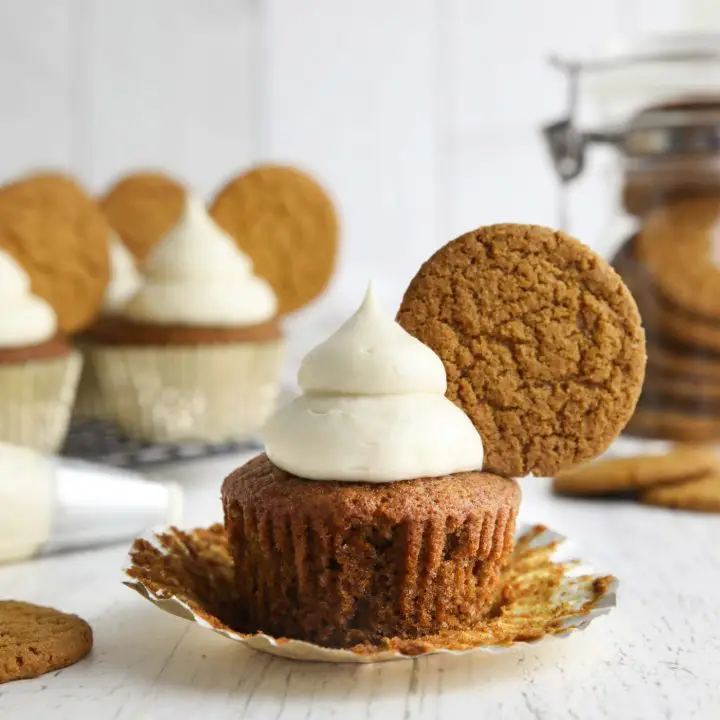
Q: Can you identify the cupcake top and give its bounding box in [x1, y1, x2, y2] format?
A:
[263, 285, 485, 482]
[0, 249, 57, 348]
[101, 231, 141, 315]
[121, 196, 277, 327]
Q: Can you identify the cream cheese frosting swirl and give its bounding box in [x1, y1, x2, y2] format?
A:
[122, 196, 277, 326]
[0, 250, 58, 347]
[102, 231, 141, 314]
[263, 285, 484, 482]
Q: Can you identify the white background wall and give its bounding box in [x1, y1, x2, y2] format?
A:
[1, 0, 718, 368]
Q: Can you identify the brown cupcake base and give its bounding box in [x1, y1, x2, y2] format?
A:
[0, 337, 71, 364]
[84, 316, 282, 347]
[221, 454, 521, 648]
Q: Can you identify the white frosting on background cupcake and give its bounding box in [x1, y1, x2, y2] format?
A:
[0, 250, 57, 347]
[102, 231, 141, 314]
[263, 285, 485, 482]
[122, 196, 277, 326]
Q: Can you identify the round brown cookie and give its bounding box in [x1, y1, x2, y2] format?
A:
[0, 601, 92, 683]
[660, 302, 720, 353]
[397, 223, 647, 478]
[648, 345, 720, 381]
[639, 473, 720, 512]
[552, 446, 719, 496]
[636, 196, 720, 319]
[101, 171, 186, 261]
[624, 406, 720, 443]
[210, 165, 338, 315]
[0, 173, 110, 334]
[643, 366, 720, 403]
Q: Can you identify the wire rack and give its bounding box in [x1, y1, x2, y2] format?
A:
[61, 419, 263, 468]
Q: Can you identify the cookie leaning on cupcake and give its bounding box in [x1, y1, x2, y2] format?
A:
[222, 223, 645, 648]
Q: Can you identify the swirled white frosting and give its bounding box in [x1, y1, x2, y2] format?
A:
[102, 231, 141, 314]
[0, 250, 57, 347]
[263, 285, 484, 482]
[121, 196, 277, 326]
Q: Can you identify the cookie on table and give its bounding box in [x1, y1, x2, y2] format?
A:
[101, 171, 186, 261]
[0, 601, 93, 683]
[397, 223, 647, 478]
[552, 447, 719, 497]
[0, 172, 110, 334]
[210, 164, 339, 315]
[639, 473, 720, 512]
[636, 196, 720, 320]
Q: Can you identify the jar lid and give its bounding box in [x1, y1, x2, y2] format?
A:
[624, 101, 720, 158]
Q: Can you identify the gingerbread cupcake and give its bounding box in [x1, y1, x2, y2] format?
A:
[0, 250, 82, 452]
[222, 223, 644, 649]
[89, 196, 283, 443]
[223, 286, 519, 646]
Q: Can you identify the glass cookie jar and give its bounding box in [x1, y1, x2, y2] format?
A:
[544, 34, 720, 444]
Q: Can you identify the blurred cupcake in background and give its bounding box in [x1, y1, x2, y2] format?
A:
[89, 196, 283, 443]
[72, 230, 142, 421]
[0, 250, 82, 452]
[0, 171, 110, 451]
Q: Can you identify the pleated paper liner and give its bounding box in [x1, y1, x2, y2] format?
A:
[124, 523, 617, 663]
[0, 350, 82, 453]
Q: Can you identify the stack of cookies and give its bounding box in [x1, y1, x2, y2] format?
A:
[0, 164, 339, 451]
[611, 196, 720, 444]
[553, 443, 720, 513]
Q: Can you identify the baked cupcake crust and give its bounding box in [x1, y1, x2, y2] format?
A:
[222, 454, 520, 647]
[84, 316, 282, 346]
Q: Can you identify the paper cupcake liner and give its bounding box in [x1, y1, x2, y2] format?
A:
[0, 351, 82, 453]
[124, 523, 617, 663]
[73, 347, 115, 422]
[92, 340, 284, 444]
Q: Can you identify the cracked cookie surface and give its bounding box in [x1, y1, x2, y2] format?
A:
[0, 601, 92, 683]
[397, 223, 646, 478]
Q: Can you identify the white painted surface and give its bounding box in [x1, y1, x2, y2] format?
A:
[1, 453, 719, 719]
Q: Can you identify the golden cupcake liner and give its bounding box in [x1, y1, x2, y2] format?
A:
[125, 523, 617, 663]
[0, 351, 82, 453]
[91, 340, 284, 443]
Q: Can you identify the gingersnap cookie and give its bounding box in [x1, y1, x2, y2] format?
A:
[639, 473, 720, 512]
[643, 366, 720, 403]
[0, 601, 93, 683]
[624, 405, 720, 443]
[660, 302, 720, 353]
[649, 343, 720, 380]
[636, 196, 720, 319]
[210, 165, 338, 315]
[0, 173, 110, 334]
[552, 446, 719, 497]
[101, 171, 186, 261]
[397, 223, 646, 478]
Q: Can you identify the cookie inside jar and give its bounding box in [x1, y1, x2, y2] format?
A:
[610, 99, 720, 445]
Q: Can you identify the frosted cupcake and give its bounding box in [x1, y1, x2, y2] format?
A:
[0, 251, 82, 452]
[222, 287, 520, 646]
[90, 196, 283, 443]
[73, 231, 142, 420]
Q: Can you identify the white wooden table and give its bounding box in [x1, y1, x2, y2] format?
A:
[2, 452, 719, 720]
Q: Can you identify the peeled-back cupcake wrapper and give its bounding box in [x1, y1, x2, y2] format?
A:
[91, 341, 284, 444]
[124, 523, 617, 664]
[0, 351, 82, 453]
